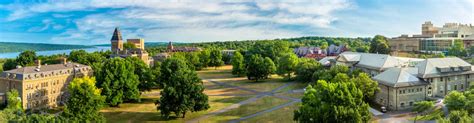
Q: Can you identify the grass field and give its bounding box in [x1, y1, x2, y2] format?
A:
[245, 102, 301, 123]
[101, 65, 301, 122]
[101, 95, 252, 123]
[206, 96, 290, 122]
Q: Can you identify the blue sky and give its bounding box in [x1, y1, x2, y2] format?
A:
[0, 0, 472, 45]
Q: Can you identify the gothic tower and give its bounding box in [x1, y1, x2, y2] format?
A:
[111, 27, 123, 53]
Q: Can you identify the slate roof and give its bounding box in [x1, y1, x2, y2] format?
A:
[416, 57, 474, 78]
[338, 52, 423, 70]
[3, 63, 87, 74]
[373, 67, 428, 87]
[111, 27, 123, 41]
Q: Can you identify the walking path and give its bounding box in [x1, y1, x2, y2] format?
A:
[187, 79, 304, 123]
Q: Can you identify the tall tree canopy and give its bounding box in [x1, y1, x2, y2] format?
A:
[125, 57, 158, 92]
[444, 91, 466, 111]
[2, 59, 17, 71]
[95, 58, 140, 106]
[447, 39, 467, 57]
[294, 80, 371, 122]
[295, 58, 321, 82]
[277, 53, 299, 80]
[351, 73, 379, 102]
[246, 54, 276, 82]
[157, 58, 210, 118]
[62, 77, 105, 122]
[369, 35, 390, 54]
[16, 50, 37, 67]
[231, 51, 246, 76]
[208, 49, 224, 69]
[199, 49, 211, 68]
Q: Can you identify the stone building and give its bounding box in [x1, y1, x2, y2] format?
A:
[109, 27, 152, 65]
[0, 59, 92, 109]
[333, 52, 473, 110]
[389, 21, 474, 53]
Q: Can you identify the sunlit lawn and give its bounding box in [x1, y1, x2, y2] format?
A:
[101, 95, 252, 123]
[205, 96, 290, 122]
[244, 102, 301, 123]
[274, 82, 308, 93]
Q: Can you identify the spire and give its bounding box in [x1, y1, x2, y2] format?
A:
[111, 27, 122, 41]
[167, 41, 174, 51]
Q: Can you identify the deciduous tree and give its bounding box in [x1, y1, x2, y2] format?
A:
[295, 58, 321, 82]
[444, 91, 466, 111]
[16, 50, 37, 67]
[231, 51, 246, 76]
[294, 80, 371, 122]
[369, 35, 390, 54]
[157, 58, 210, 118]
[351, 73, 379, 102]
[208, 49, 224, 69]
[95, 58, 140, 106]
[62, 77, 105, 122]
[277, 53, 299, 80]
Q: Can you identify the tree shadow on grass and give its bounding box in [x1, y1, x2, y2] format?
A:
[102, 111, 181, 122]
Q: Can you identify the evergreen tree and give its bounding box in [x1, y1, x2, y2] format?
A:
[294, 80, 371, 122]
[95, 58, 140, 106]
[231, 51, 246, 76]
[277, 53, 299, 80]
[62, 77, 105, 122]
[157, 58, 210, 118]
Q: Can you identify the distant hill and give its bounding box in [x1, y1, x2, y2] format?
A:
[0, 42, 94, 53]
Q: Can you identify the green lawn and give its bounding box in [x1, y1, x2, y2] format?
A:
[206, 96, 290, 122]
[244, 102, 301, 123]
[275, 82, 308, 93]
[101, 96, 252, 123]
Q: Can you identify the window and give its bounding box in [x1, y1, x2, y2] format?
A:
[440, 77, 443, 81]
[467, 74, 470, 79]
[461, 84, 464, 89]
[448, 85, 451, 91]
[399, 90, 402, 94]
[409, 102, 413, 106]
[454, 85, 458, 90]
[401, 103, 405, 107]
[448, 77, 451, 81]
[403, 90, 406, 94]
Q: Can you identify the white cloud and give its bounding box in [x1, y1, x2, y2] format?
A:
[0, 0, 350, 44]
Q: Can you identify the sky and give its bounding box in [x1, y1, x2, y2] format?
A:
[0, 0, 472, 45]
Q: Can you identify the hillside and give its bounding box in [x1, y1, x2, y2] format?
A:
[0, 42, 94, 53]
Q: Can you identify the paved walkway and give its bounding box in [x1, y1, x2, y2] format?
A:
[369, 107, 384, 116]
[187, 79, 304, 123]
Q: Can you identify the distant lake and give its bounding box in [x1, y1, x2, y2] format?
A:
[0, 46, 110, 59]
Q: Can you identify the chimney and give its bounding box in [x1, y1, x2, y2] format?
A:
[36, 60, 41, 68]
